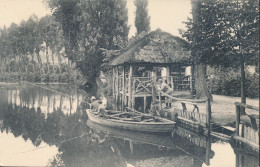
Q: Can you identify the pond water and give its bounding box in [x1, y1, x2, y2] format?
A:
[0, 83, 258, 167]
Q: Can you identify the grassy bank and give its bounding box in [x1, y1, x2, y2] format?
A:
[0, 71, 81, 84]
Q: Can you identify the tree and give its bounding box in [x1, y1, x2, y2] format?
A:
[134, 0, 150, 34]
[47, 0, 129, 93]
[182, 0, 259, 101]
[25, 15, 45, 73]
[39, 15, 64, 73]
[0, 27, 12, 74]
[229, 0, 259, 107]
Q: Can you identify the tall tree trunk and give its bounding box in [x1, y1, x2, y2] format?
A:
[36, 51, 45, 74]
[31, 53, 35, 72]
[56, 49, 62, 74]
[51, 49, 55, 73]
[45, 45, 50, 73]
[0, 58, 4, 76]
[240, 54, 246, 114]
[194, 63, 211, 99]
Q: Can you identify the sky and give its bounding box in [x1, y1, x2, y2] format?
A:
[0, 0, 192, 37]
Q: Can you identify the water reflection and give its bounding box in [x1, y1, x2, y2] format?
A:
[0, 84, 259, 167]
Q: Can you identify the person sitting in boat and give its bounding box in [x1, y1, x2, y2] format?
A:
[149, 101, 160, 116]
[90, 96, 107, 116]
[90, 96, 99, 109]
[97, 96, 107, 116]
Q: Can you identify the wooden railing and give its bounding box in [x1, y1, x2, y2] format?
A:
[119, 75, 193, 95]
[133, 77, 154, 94]
[234, 102, 259, 151]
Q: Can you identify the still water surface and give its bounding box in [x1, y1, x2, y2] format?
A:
[0, 83, 258, 167]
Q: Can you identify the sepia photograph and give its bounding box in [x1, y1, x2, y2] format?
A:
[0, 0, 259, 166]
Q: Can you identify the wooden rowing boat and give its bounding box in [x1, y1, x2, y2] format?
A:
[86, 109, 175, 133]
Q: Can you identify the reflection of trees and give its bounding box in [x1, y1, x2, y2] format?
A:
[0, 104, 65, 146]
[0, 105, 45, 146]
[0, 101, 128, 167]
[50, 129, 127, 167]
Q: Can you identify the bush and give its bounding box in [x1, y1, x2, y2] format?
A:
[49, 73, 59, 82]
[208, 68, 259, 98]
[41, 73, 50, 83]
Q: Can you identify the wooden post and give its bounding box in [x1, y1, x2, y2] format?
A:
[159, 91, 162, 111]
[170, 76, 174, 92]
[132, 78, 136, 110]
[205, 137, 211, 166]
[190, 65, 194, 91]
[144, 96, 147, 113]
[236, 104, 240, 135]
[116, 67, 119, 104]
[152, 70, 157, 103]
[129, 140, 134, 154]
[239, 124, 244, 137]
[181, 102, 187, 112]
[112, 67, 115, 99]
[178, 65, 182, 91]
[206, 98, 211, 135]
[122, 65, 125, 110]
[170, 76, 174, 107]
[166, 65, 170, 84]
[128, 65, 133, 108]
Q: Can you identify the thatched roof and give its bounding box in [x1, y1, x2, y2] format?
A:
[109, 29, 191, 66]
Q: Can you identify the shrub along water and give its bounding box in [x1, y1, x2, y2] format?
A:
[0, 63, 81, 84]
[208, 68, 259, 98]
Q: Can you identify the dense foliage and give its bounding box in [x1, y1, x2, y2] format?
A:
[0, 15, 78, 83]
[182, 0, 259, 67]
[208, 68, 259, 98]
[47, 0, 129, 90]
[182, 0, 259, 100]
[134, 0, 150, 34]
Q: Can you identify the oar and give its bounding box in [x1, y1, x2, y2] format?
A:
[126, 107, 154, 118]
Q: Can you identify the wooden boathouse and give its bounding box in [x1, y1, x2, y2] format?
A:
[109, 29, 194, 112]
[108, 29, 213, 136]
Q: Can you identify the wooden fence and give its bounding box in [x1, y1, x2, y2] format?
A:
[234, 102, 259, 151]
[173, 108, 207, 126]
[238, 124, 259, 145]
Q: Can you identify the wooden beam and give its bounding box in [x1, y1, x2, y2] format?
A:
[159, 91, 162, 111]
[112, 67, 115, 99]
[122, 65, 126, 110]
[206, 98, 211, 135]
[152, 70, 157, 103]
[190, 65, 194, 91]
[181, 102, 187, 112]
[234, 102, 259, 111]
[159, 90, 206, 103]
[233, 135, 259, 151]
[144, 96, 147, 113]
[170, 76, 174, 92]
[236, 105, 240, 135]
[178, 65, 182, 91]
[166, 65, 170, 83]
[205, 138, 211, 166]
[128, 65, 133, 108]
[116, 67, 119, 104]
[132, 78, 136, 109]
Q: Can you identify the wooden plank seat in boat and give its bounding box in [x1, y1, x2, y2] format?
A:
[143, 118, 155, 122]
[109, 113, 143, 121]
[108, 112, 128, 118]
